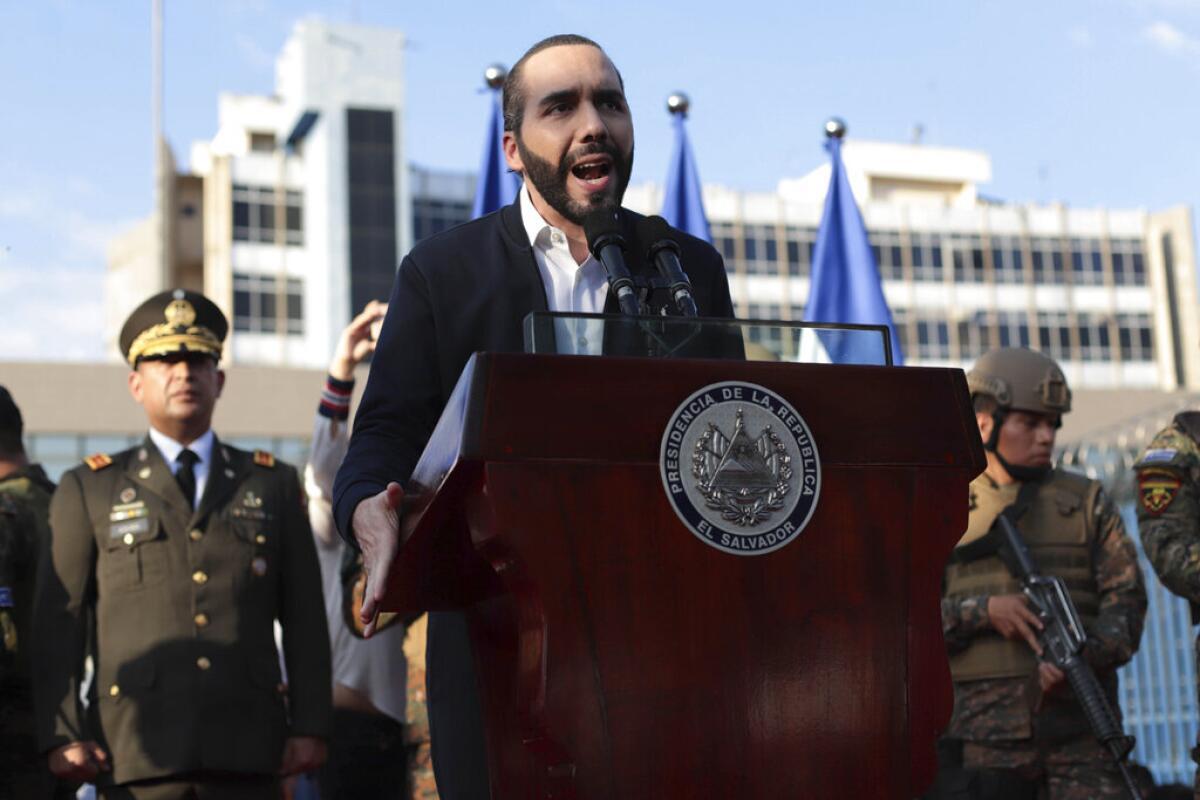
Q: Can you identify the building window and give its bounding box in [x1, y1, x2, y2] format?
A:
[869, 230, 904, 281]
[995, 311, 1031, 349]
[1070, 238, 1105, 286]
[1030, 238, 1066, 285]
[1076, 312, 1113, 361]
[911, 233, 943, 282]
[991, 236, 1024, 284]
[1035, 312, 1072, 361]
[233, 185, 303, 245]
[233, 273, 304, 335]
[1116, 313, 1154, 360]
[249, 131, 277, 153]
[784, 226, 816, 278]
[957, 312, 995, 360]
[952, 236, 986, 283]
[1111, 238, 1148, 286]
[413, 197, 471, 242]
[347, 108, 398, 317]
[914, 315, 950, 359]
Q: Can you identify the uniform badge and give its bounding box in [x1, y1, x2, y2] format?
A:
[85, 453, 113, 471]
[120, 487, 137, 504]
[224, 468, 236, 479]
[253, 450, 275, 468]
[251, 556, 269, 576]
[243, 491, 263, 509]
[1139, 468, 1182, 515]
[138, 467, 152, 480]
[660, 382, 821, 556]
[1142, 448, 1178, 464]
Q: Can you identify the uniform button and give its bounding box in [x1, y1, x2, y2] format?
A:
[192, 570, 208, 585]
[109, 684, 120, 697]
[197, 656, 211, 671]
[122, 533, 135, 546]
[255, 534, 266, 545]
[194, 613, 209, 628]
[189, 529, 204, 542]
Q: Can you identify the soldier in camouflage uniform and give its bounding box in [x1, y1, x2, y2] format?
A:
[941, 348, 1147, 798]
[0, 385, 66, 799]
[1134, 411, 1200, 799]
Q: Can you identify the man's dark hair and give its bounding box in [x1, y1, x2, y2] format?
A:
[502, 34, 623, 135]
[0, 385, 25, 458]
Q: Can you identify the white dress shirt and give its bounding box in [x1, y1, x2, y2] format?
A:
[148, 427, 214, 508]
[520, 186, 611, 355]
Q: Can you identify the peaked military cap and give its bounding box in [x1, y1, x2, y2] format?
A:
[119, 289, 228, 366]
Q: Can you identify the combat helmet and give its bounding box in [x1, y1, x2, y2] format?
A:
[967, 348, 1070, 476]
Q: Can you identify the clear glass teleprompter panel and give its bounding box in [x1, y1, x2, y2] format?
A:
[523, 313, 892, 366]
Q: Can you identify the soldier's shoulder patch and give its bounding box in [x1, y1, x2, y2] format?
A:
[253, 450, 276, 468]
[84, 453, 113, 471]
[1139, 468, 1182, 516]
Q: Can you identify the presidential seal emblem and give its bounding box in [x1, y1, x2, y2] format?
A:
[660, 382, 820, 556]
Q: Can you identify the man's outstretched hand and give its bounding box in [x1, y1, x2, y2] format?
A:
[352, 481, 404, 637]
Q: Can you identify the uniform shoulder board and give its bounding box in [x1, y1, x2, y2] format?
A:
[253, 450, 276, 468]
[84, 453, 114, 471]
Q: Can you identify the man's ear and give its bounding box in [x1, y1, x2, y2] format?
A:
[975, 410, 994, 444]
[127, 369, 143, 405]
[502, 130, 523, 173]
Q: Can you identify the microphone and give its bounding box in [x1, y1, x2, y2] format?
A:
[583, 208, 641, 316]
[640, 216, 698, 317]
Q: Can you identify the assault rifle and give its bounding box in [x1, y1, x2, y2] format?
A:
[994, 511, 1141, 800]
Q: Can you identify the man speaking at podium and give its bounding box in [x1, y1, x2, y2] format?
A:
[333, 34, 734, 799]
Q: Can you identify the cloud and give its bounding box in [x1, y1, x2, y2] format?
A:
[1142, 20, 1200, 55]
[0, 184, 136, 361]
[1068, 26, 1094, 47]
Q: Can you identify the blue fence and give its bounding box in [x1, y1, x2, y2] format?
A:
[1117, 504, 1198, 785]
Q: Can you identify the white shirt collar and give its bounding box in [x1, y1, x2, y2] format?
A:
[148, 427, 215, 468]
[520, 184, 571, 255]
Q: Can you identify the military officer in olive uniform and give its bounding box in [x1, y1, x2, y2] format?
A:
[32, 290, 332, 799]
[1134, 412, 1200, 798]
[941, 348, 1146, 798]
[0, 385, 66, 799]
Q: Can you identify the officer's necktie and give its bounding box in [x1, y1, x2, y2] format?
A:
[175, 449, 199, 510]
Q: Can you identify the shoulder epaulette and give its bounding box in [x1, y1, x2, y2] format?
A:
[253, 450, 276, 468]
[84, 453, 113, 471]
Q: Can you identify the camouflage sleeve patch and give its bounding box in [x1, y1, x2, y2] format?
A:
[84, 453, 113, 471]
[1139, 468, 1182, 515]
[253, 450, 276, 468]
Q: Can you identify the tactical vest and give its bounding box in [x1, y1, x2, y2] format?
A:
[945, 469, 1101, 682]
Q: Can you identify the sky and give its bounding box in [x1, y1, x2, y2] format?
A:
[1, 0, 1198, 361]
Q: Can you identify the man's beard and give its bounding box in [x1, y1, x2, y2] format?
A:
[517, 138, 634, 225]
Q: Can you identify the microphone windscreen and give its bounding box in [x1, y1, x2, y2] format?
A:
[583, 207, 624, 252]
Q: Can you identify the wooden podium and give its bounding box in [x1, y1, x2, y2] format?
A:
[384, 352, 984, 799]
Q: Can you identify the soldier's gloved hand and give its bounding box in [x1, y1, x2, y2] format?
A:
[279, 735, 327, 776]
[1038, 661, 1066, 695]
[352, 482, 404, 638]
[986, 593, 1044, 654]
[48, 740, 109, 781]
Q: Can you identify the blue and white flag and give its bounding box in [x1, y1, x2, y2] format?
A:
[803, 136, 904, 365]
[471, 91, 520, 219]
[661, 113, 711, 243]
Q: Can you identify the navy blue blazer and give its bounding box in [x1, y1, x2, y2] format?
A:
[332, 198, 734, 798]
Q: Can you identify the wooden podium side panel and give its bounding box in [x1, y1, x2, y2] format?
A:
[467, 459, 952, 799]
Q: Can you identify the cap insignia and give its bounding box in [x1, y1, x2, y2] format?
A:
[165, 299, 197, 328]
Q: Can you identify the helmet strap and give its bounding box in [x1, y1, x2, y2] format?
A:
[986, 409, 1051, 482]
